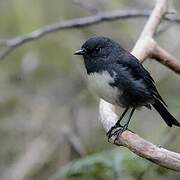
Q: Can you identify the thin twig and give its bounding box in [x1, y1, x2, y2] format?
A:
[0, 9, 180, 60]
[152, 44, 180, 74]
[63, 127, 86, 157]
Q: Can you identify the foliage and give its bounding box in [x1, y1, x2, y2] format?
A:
[52, 149, 148, 180]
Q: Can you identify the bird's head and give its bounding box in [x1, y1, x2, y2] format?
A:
[74, 36, 123, 62]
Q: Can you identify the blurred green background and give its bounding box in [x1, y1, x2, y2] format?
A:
[0, 0, 180, 179]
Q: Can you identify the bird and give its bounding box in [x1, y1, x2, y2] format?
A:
[74, 36, 180, 141]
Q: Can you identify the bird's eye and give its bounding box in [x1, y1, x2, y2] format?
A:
[95, 47, 101, 53]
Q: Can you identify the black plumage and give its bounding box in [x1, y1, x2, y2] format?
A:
[75, 36, 180, 140]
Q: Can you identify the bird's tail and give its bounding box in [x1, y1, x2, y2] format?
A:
[153, 99, 180, 127]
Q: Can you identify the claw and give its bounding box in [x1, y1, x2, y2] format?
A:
[106, 124, 124, 141]
[114, 125, 128, 143]
[107, 124, 129, 143]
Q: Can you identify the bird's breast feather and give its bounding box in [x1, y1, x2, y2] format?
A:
[87, 71, 122, 105]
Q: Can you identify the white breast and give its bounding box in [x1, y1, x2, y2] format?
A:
[87, 71, 121, 105]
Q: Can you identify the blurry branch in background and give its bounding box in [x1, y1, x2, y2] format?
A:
[0, 9, 149, 59]
[99, 0, 180, 171]
[4, 137, 57, 180]
[2, 90, 88, 180]
[3, 129, 85, 180]
[63, 127, 86, 157]
[1, 7, 180, 64]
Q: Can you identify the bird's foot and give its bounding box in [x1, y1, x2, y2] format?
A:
[113, 125, 128, 144]
[107, 124, 128, 143]
[106, 124, 122, 141]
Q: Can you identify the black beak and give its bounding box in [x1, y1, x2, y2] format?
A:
[74, 48, 86, 55]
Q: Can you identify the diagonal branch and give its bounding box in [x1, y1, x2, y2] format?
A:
[0, 8, 180, 60]
[139, 0, 168, 38]
[0, 9, 150, 60]
[152, 44, 180, 74]
[99, 0, 180, 171]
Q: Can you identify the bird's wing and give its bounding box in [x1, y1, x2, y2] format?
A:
[116, 51, 167, 106]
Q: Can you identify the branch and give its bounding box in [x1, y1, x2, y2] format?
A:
[152, 44, 180, 74]
[0, 8, 180, 60]
[117, 131, 180, 171]
[139, 0, 168, 38]
[3, 137, 57, 180]
[63, 127, 86, 157]
[99, 0, 180, 171]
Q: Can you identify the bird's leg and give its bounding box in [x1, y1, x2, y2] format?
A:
[113, 108, 135, 143]
[106, 108, 129, 140]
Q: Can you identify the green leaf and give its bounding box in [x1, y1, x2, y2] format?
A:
[50, 149, 149, 180]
